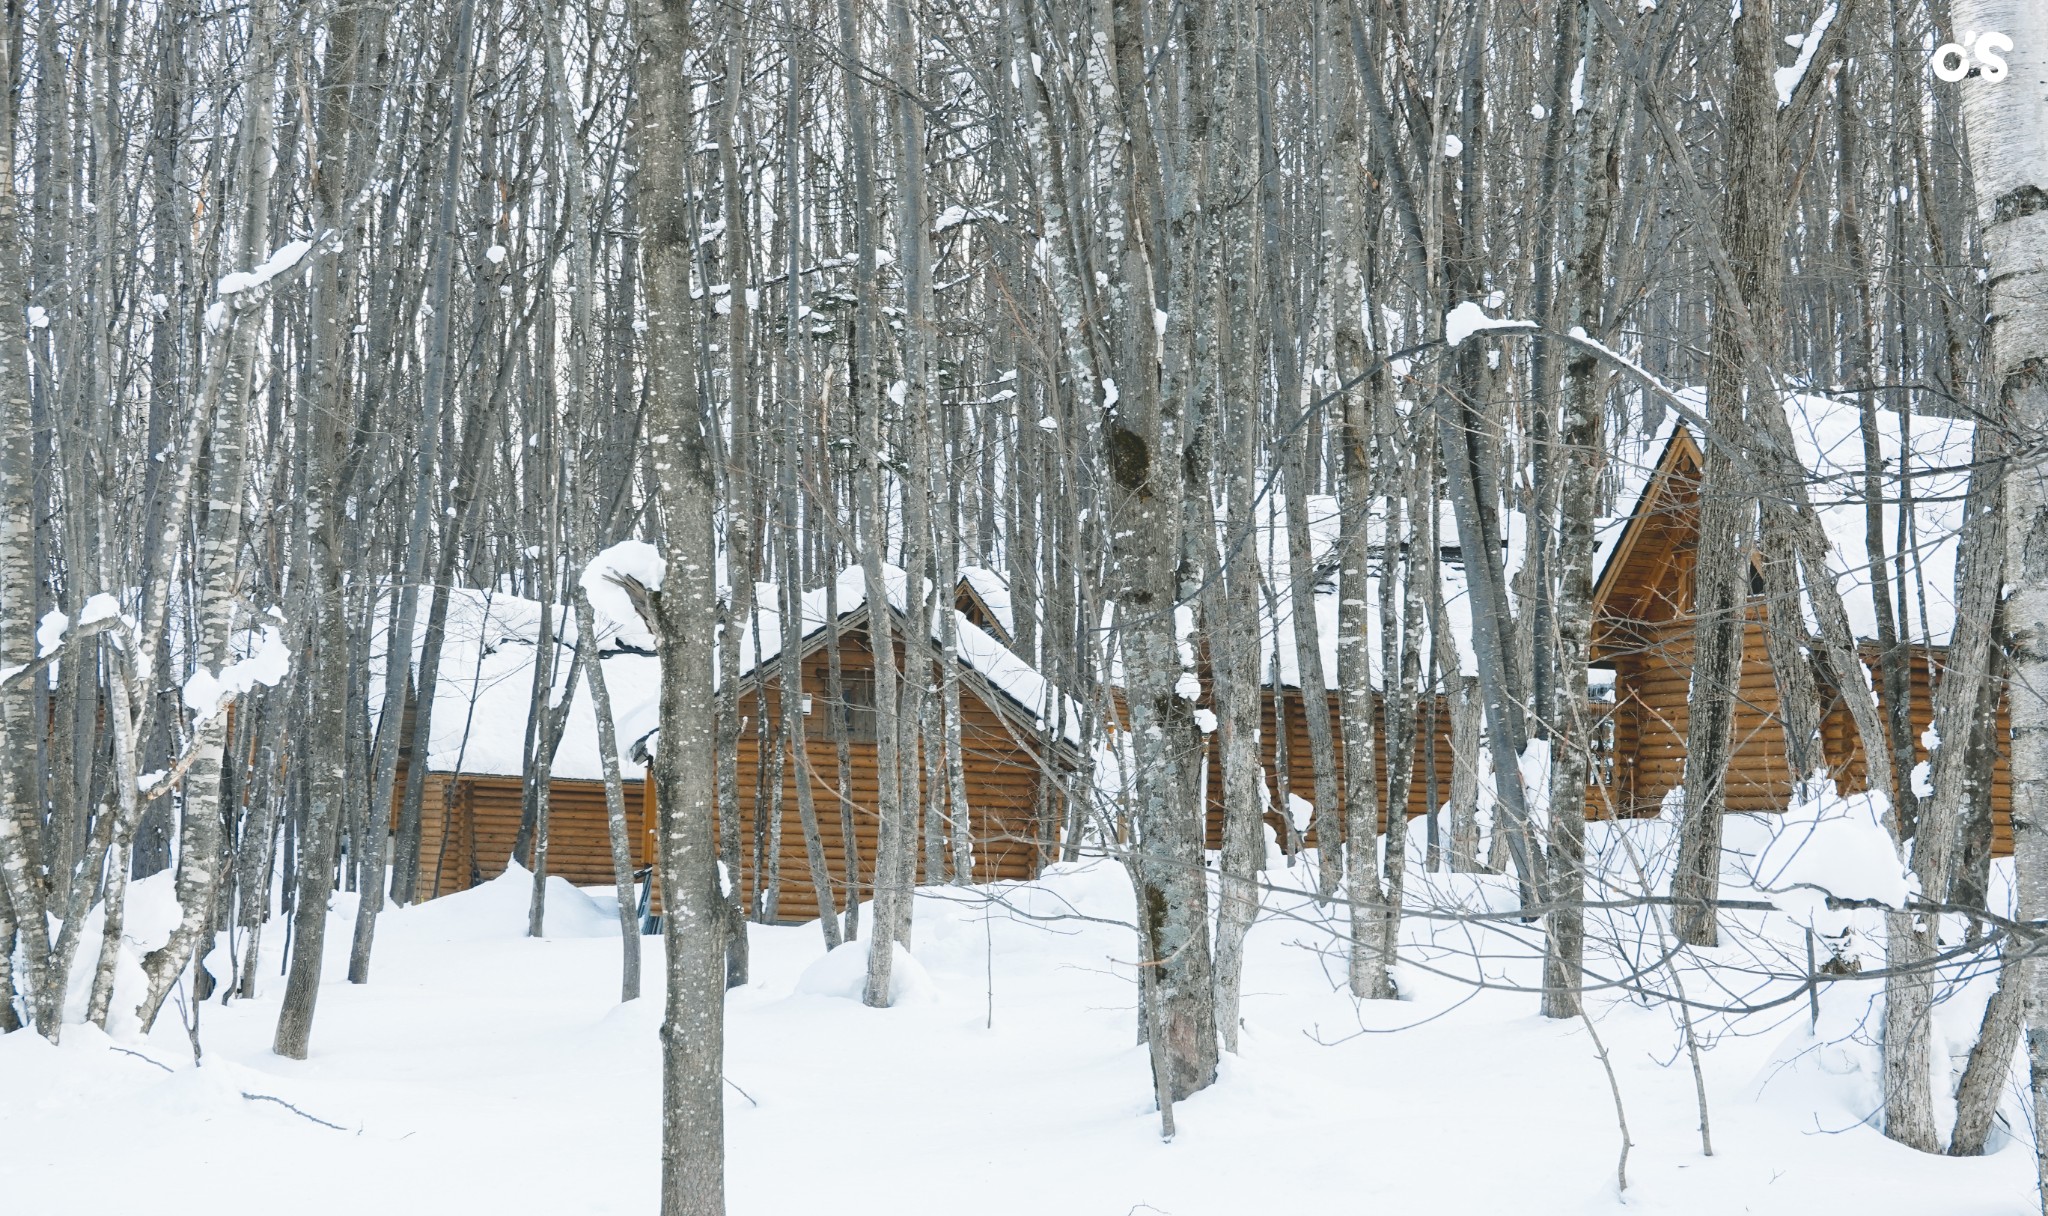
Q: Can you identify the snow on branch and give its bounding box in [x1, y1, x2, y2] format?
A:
[583, 540, 668, 632]
[182, 623, 292, 724]
[1750, 779, 1917, 931]
[1774, 4, 1837, 109]
[1444, 300, 1535, 347]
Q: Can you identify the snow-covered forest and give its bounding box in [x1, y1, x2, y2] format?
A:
[3, 0, 2047, 1211]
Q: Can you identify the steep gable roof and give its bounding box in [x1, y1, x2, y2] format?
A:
[1590, 393, 1976, 644]
[620, 564, 1084, 757]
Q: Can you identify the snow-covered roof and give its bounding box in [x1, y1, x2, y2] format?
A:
[1592, 391, 1976, 645]
[1253, 487, 1482, 687]
[1590, 408, 1687, 590]
[955, 565, 1015, 637]
[1152, 491, 1480, 693]
[616, 564, 1083, 753]
[370, 587, 658, 782]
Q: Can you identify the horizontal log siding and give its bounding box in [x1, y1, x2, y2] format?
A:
[393, 765, 651, 900]
[1610, 617, 2013, 856]
[1201, 690, 1457, 851]
[646, 644, 1065, 924]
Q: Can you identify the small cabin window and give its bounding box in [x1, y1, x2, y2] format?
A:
[811, 669, 877, 743]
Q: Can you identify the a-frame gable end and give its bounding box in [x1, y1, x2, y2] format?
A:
[1591, 426, 1705, 628]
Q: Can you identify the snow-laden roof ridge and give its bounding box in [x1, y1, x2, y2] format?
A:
[620, 562, 1084, 756]
[1590, 390, 1977, 645]
[955, 564, 1015, 634]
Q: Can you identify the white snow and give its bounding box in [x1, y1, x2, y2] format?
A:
[368, 586, 659, 781]
[955, 564, 1015, 635]
[581, 540, 667, 624]
[622, 564, 1084, 756]
[1593, 390, 1979, 645]
[1285, 793, 1315, 832]
[795, 939, 938, 1006]
[1141, 490, 1481, 695]
[218, 239, 314, 296]
[932, 205, 1005, 233]
[484, 243, 507, 264]
[36, 609, 68, 657]
[1774, 4, 1837, 108]
[5, 848, 2023, 1216]
[182, 624, 293, 723]
[1442, 133, 1463, 158]
[77, 593, 122, 626]
[1748, 779, 1916, 930]
[1443, 299, 1535, 347]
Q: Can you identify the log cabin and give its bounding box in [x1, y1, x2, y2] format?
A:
[631, 565, 1083, 925]
[1590, 395, 2010, 856]
[1186, 493, 1479, 850]
[384, 587, 659, 900]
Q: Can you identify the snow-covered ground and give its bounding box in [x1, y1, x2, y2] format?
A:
[2, 830, 2032, 1215]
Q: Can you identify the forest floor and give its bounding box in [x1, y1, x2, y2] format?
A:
[0, 824, 2035, 1215]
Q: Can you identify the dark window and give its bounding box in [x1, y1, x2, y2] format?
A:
[811, 668, 877, 743]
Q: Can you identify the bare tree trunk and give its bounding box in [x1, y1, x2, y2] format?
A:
[137, 1, 279, 1031]
[579, 589, 642, 1000]
[1540, 0, 1621, 1020]
[1211, 103, 1267, 1032]
[0, 0, 39, 1037]
[631, 0, 726, 1202]
[1948, 0, 2048, 1196]
[855, 0, 911, 1008]
[1671, 0, 1776, 951]
[1105, 0, 1217, 1108]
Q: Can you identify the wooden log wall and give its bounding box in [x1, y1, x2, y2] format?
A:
[643, 648, 1066, 925]
[393, 764, 651, 900]
[1610, 618, 2014, 855]
[1200, 690, 1458, 851]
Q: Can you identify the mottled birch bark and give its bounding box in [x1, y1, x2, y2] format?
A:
[855, 0, 911, 1008]
[274, 0, 371, 1051]
[781, 458, 840, 945]
[631, 0, 727, 1204]
[371, 0, 478, 934]
[1106, 0, 1217, 1109]
[1671, 0, 1775, 950]
[1948, 0, 2048, 1194]
[136, 2, 279, 1031]
[578, 587, 642, 1000]
[1206, 1, 1262, 1034]
[774, 30, 844, 940]
[824, 572, 861, 943]
[0, 0, 37, 1037]
[888, 0, 937, 919]
[1541, 0, 1621, 1020]
[1256, 18, 1340, 901]
[1337, 304, 1387, 1000]
[1209, 109, 1266, 1051]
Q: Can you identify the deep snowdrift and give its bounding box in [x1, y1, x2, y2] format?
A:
[0, 832, 2031, 1215]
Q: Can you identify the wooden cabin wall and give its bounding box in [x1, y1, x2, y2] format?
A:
[1609, 618, 2014, 856]
[392, 763, 651, 899]
[643, 641, 1064, 924]
[1200, 690, 1457, 851]
[1821, 650, 2014, 856]
[1610, 615, 1803, 818]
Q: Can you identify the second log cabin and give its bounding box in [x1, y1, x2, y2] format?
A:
[630, 565, 1084, 924]
[1589, 394, 2010, 862]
